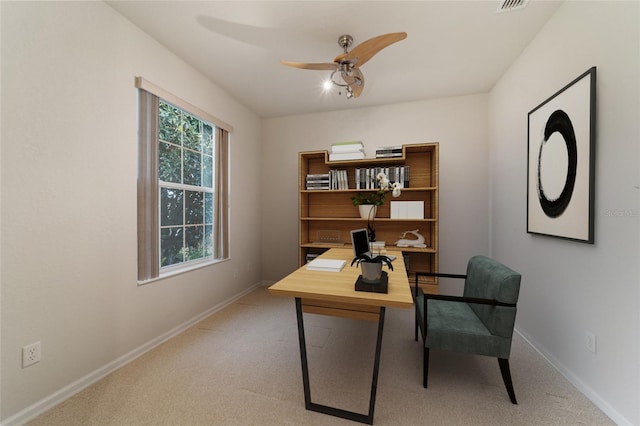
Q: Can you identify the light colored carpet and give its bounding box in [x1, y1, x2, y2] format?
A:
[29, 286, 612, 425]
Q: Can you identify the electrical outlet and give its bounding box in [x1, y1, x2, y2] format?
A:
[586, 332, 597, 353]
[22, 341, 41, 368]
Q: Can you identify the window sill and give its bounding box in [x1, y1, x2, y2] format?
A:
[137, 257, 230, 286]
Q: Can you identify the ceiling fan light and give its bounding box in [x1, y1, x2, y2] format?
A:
[325, 67, 357, 99]
[345, 86, 354, 99]
[329, 70, 347, 88]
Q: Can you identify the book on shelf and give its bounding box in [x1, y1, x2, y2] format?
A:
[306, 183, 329, 190]
[331, 141, 364, 153]
[306, 258, 347, 272]
[329, 151, 365, 161]
[306, 173, 329, 179]
[375, 146, 403, 158]
[306, 173, 330, 190]
[355, 166, 410, 189]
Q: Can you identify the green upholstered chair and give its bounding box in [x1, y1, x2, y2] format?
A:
[414, 255, 521, 404]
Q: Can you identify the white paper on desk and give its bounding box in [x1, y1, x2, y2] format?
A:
[306, 258, 347, 272]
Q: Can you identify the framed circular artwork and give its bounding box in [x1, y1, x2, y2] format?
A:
[527, 67, 596, 243]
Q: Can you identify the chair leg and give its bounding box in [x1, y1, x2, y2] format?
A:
[423, 347, 430, 388]
[414, 307, 418, 341]
[498, 358, 517, 404]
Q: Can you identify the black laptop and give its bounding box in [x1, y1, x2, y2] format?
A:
[350, 228, 396, 261]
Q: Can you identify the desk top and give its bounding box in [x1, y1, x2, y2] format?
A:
[268, 248, 413, 309]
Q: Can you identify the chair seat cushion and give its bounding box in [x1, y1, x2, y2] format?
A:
[416, 297, 512, 358]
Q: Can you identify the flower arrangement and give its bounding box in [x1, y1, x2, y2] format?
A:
[351, 253, 394, 284]
[350, 172, 403, 206]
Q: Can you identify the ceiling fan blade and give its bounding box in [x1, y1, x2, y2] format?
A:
[280, 60, 338, 71]
[335, 32, 407, 67]
[343, 68, 365, 98]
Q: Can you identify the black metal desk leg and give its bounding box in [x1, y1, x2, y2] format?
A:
[367, 306, 385, 421]
[294, 297, 386, 425]
[295, 297, 312, 408]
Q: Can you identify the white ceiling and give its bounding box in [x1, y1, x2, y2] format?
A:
[108, 1, 563, 118]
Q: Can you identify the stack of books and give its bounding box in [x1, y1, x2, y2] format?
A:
[329, 169, 348, 190]
[375, 146, 403, 158]
[355, 166, 410, 189]
[306, 258, 347, 272]
[329, 141, 365, 161]
[306, 173, 330, 190]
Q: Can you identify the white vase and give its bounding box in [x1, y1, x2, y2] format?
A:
[358, 204, 377, 220]
[361, 262, 383, 283]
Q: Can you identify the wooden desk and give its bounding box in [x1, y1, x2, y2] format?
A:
[269, 248, 413, 425]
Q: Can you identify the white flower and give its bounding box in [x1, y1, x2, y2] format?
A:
[377, 173, 402, 197]
[391, 182, 403, 198]
[377, 173, 391, 191]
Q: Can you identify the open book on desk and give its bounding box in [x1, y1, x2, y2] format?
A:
[306, 258, 347, 272]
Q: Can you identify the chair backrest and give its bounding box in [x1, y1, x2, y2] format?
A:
[463, 256, 521, 339]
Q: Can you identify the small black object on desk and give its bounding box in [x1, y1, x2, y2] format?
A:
[355, 271, 388, 294]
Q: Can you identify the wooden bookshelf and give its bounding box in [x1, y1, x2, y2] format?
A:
[298, 143, 439, 294]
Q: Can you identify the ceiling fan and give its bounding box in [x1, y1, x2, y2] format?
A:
[281, 32, 407, 99]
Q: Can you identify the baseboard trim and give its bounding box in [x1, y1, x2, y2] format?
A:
[2, 282, 264, 426]
[515, 327, 631, 426]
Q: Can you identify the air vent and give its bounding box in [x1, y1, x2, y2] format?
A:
[496, 0, 529, 13]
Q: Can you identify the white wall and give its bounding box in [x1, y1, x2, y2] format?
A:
[1, 2, 262, 420]
[489, 1, 640, 424]
[261, 94, 490, 290]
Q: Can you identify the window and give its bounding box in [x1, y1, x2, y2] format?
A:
[136, 77, 231, 283]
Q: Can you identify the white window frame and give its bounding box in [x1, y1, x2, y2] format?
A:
[136, 77, 231, 284]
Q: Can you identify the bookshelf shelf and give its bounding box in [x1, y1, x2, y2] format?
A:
[298, 143, 440, 293]
[300, 242, 436, 253]
[301, 217, 437, 222]
[301, 187, 437, 193]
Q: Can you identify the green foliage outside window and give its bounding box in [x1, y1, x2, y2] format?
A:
[158, 101, 215, 268]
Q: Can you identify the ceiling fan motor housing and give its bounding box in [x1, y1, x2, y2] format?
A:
[338, 34, 353, 52]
